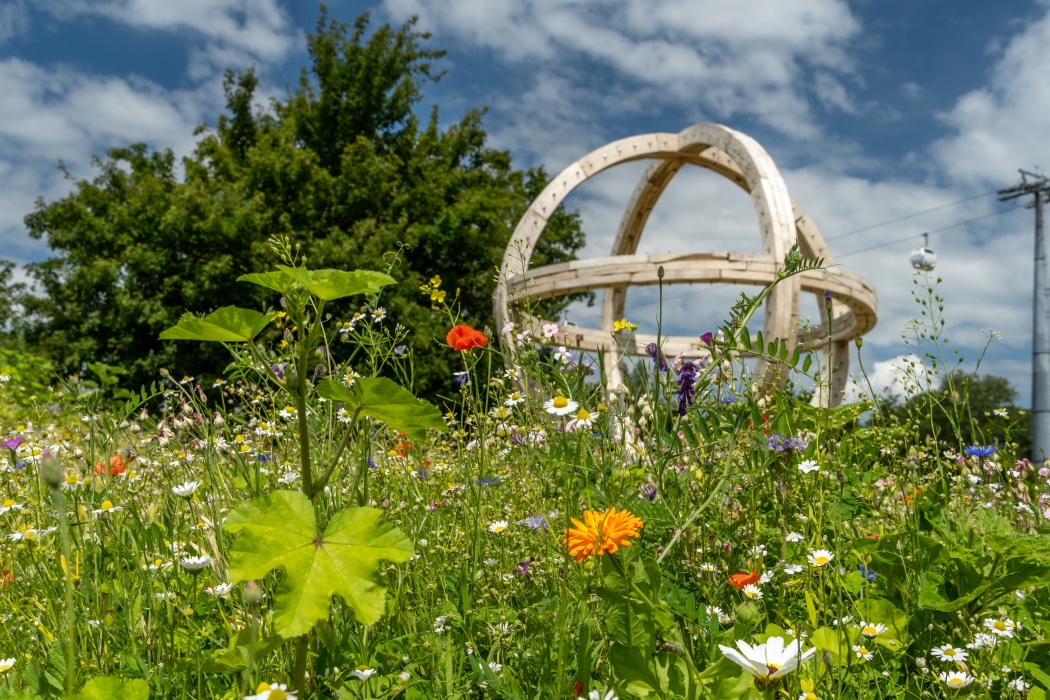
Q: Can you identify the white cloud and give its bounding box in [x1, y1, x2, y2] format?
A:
[381, 0, 859, 139]
[0, 1, 29, 44]
[933, 4, 1050, 186]
[39, 0, 300, 76]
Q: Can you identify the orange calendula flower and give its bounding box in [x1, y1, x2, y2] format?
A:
[728, 571, 761, 589]
[563, 507, 643, 562]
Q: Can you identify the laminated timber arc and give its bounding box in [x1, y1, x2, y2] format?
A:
[494, 124, 877, 407]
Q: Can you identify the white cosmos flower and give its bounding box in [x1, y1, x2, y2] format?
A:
[544, 396, 578, 416]
[939, 671, 974, 690]
[718, 636, 816, 682]
[807, 549, 834, 567]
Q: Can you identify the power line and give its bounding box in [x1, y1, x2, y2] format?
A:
[825, 190, 998, 243]
[836, 207, 1016, 259]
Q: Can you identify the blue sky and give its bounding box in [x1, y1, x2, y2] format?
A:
[2, 0, 1049, 405]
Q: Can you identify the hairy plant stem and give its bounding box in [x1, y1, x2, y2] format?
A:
[51, 485, 77, 696]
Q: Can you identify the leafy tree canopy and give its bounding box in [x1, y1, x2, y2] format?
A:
[14, 7, 587, 398]
[881, 372, 1031, 456]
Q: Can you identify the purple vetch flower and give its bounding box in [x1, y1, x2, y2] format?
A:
[766, 434, 809, 454]
[641, 484, 658, 501]
[647, 343, 668, 372]
[513, 557, 536, 576]
[2, 437, 24, 452]
[270, 363, 286, 380]
[518, 514, 549, 530]
[675, 361, 699, 416]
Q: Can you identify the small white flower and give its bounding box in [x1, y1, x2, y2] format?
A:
[180, 555, 213, 572]
[718, 636, 815, 681]
[353, 667, 376, 680]
[699, 562, 717, 572]
[488, 520, 509, 534]
[205, 583, 234, 598]
[859, 621, 888, 638]
[797, 460, 820, 474]
[931, 644, 968, 662]
[749, 544, 767, 558]
[983, 617, 1018, 638]
[245, 681, 298, 699]
[741, 584, 762, 600]
[171, 480, 201, 498]
[938, 671, 974, 690]
[852, 644, 874, 661]
[0, 657, 14, 673]
[372, 307, 386, 324]
[807, 549, 834, 567]
[993, 408, 1008, 418]
[785, 532, 805, 542]
[783, 563, 804, 575]
[543, 395, 578, 416]
[1007, 677, 1030, 691]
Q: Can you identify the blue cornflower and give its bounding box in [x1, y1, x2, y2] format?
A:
[964, 444, 996, 459]
[477, 475, 501, 486]
[858, 564, 877, 582]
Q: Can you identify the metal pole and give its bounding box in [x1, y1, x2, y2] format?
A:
[1034, 190, 1050, 461]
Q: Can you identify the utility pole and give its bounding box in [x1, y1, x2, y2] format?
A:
[998, 170, 1050, 463]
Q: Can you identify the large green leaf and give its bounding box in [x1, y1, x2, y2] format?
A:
[238, 267, 395, 301]
[74, 677, 150, 700]
[315, 377, 447, 439]
[159, 307, 274, 343]
[225, 490, 413, 637]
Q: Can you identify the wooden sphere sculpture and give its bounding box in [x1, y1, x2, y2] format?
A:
[494, 123, 877, 407]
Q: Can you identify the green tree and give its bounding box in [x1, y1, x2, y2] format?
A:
[883, 372, 1030, 456]
[17, 8, 587, 398]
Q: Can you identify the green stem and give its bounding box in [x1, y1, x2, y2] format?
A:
[52, 486, 77, 697]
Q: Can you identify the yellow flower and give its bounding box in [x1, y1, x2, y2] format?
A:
[613, 318, 638, 332]
[563, 507, 643, 562]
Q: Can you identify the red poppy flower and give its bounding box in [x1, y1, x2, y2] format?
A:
[447, 324, 488, 351]
[728, 571, 761, 589]
[94, 453, 130, 477]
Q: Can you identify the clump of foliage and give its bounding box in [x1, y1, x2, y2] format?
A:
[1, 242, 1047, 698]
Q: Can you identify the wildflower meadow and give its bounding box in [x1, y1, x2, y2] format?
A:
[0, 238, 1048, 700]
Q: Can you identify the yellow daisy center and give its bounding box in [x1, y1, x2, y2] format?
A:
[943, 648, 957, 657]
[2, 499, 13, 508]
[576, 409, 590, 420]
[814, 555, 829, 565]
[993, 620, 1007, 631]
[947, 679, 965, 688]
[100, 500, 114, 510]
[764, 663, 780, 676]
[553, 397, 568, 409]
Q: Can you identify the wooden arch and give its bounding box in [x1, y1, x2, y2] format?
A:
[494, 124, 877, 406]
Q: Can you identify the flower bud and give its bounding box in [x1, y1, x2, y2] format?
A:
[39, 451, 64, 489]
[243, 580, 263, 604]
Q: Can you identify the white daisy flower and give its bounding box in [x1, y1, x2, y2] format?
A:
[180, 555, 213, 572]
[983, 617, 1018, 638]
[171, 480, 201, 498]
[859, 621, 888, 639]
[741, 584, 763, 600]
[852, 644, 874, 661]
[372, 308, 386, 323]
[718, 636, 815, 682]
[543, 395, 578, 416]
[931, 644, 968, 662]
[807, 549, 834, 567]
[244, 681, 298, 699]
[938, 671, 974, 690]
[488, 520, 509, 534]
